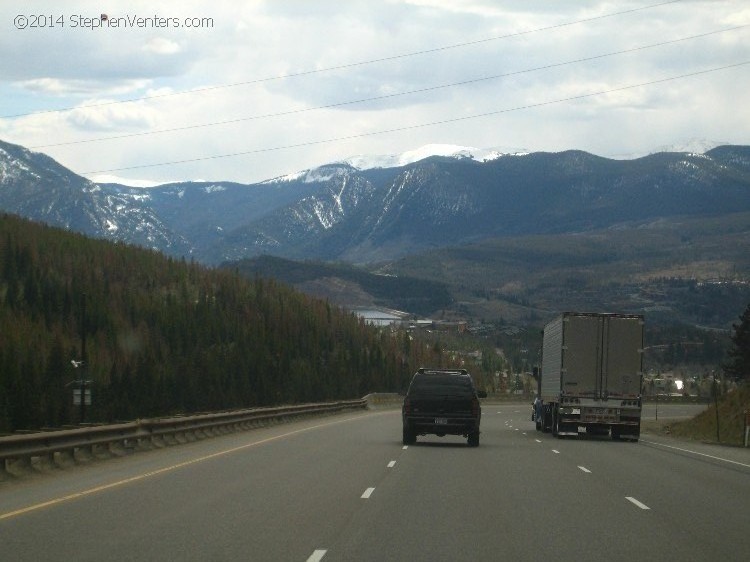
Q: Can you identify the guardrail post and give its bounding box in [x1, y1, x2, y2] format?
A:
[74, 444, 93, 462]
[1, 459, 10, 481]
[55, 449, 75, 468]
[6, 456, 32, 476]
[35, 452, 55, 471]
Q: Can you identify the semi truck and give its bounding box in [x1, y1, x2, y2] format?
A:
[535, 312, 644, 441]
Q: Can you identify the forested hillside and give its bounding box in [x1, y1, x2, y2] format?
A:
[0, 214, 438, 432]
[227, 255, 453, 315]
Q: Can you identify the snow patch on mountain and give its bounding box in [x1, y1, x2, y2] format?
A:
[263, 165, 351, 184]
[0, 147, 36, 182]
[92, 174, 165, 188]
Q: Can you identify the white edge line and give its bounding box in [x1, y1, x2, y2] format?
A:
[641, 439, 750, 469]
[626, 496, 651, 510]
[307, 549, 327, 562]
[361, 487, 375, 499]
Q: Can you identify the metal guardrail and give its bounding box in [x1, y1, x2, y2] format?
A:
[363, 392, 403, 407]
[0, 399, 366, 476]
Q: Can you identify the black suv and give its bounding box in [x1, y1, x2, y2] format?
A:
[402, 368, 487, 447]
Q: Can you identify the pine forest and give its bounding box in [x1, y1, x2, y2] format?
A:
[0, 213, 443, 432]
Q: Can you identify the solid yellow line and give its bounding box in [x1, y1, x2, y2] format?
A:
[1, 411, 386, 521]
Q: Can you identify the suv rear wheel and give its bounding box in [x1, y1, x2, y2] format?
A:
[402, 426, 416, 445]
[467, 431, 479, 447]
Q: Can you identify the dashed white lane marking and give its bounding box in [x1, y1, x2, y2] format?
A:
[387, 460, 396, 468]
[552, 449, 560, 454]
[361, 487, 375, 499]
[626, 497, 651, 510]
[307, 549, 327, 562]
[402, 445, 408, 450]
[535, 439, 542, 443]
[578, 466, 592, 473]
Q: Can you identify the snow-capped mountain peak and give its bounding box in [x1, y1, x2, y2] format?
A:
[263, 163, 356, 185]
[650, 138, 728, 156]
[342, 144, 514, 170]
[262, 144, 528, 185]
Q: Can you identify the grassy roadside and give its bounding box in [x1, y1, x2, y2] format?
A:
[642, 384, 750, 446]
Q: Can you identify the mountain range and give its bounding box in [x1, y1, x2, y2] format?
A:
[2, 138, 750, 269]
[3, 138, 750, 330]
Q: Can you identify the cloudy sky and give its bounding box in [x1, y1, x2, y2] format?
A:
[1, 0, 748, 185]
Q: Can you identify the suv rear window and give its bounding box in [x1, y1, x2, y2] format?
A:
[408, 373, 475, 397]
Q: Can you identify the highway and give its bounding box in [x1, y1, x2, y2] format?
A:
[1, 404, 749, 561]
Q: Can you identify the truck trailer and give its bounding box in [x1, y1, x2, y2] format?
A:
[536, 312, 644, 441]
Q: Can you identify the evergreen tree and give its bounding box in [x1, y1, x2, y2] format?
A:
[724, 302, 750, 382]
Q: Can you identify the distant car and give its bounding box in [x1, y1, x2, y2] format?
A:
[402, 368, 487, 447]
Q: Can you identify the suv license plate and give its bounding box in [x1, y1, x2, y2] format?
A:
[435, 417, 448, 424]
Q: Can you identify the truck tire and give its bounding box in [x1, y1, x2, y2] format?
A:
[627, 421, 642, 442]
[402, 426, 416, 445]
[552, 406, 560, 438]
[542, 406, 552, 433]
[623, 429, 640, 442]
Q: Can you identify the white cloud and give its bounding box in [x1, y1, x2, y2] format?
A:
[0, 0, 748, 184]
[66, 100, 159, 131]
[17, 78, 153, 96]
[143, 37, 181, 55]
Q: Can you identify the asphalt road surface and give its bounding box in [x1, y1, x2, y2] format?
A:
[1, 404, 748, 561]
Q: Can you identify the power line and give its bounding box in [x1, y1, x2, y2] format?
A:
[3, 0, 684, 120]
[30, 25, 744, 150]
[80, 60, 750, 176]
